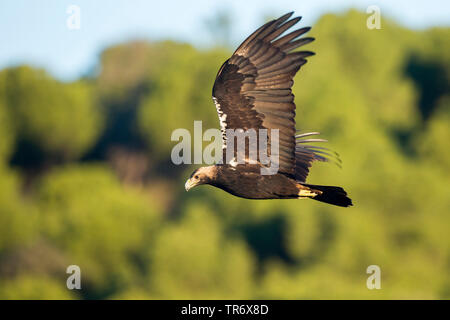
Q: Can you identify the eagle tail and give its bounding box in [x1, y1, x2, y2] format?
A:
[302, 184, 353, 207]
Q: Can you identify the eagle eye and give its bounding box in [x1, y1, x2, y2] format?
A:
[194, 175, 199, 179]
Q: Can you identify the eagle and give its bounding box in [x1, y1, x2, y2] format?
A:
[184, 12, 352, 207]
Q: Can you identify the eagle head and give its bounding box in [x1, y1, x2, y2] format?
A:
[185, 166, 215, 191]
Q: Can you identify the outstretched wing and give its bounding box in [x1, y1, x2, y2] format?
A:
[212, 12, 316, 177]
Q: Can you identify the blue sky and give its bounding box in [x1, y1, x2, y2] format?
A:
[0, 0, 449, 81]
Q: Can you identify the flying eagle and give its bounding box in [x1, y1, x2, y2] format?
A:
[185, 12, 352, 207]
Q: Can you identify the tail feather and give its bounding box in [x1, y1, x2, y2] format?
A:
[303, 184, 353, 207]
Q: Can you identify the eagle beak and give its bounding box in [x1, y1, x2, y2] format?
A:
[185, 179, 195, 192]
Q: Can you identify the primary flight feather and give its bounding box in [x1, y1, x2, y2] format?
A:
[185, 12, 352, 207]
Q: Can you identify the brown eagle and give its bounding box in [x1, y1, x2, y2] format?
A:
[185, 12, 352, 207]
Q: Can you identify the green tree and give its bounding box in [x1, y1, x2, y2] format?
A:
[148, 202, 255, 299]
[36, 165, 160, 298]
[1, 66, 103, 160]
[138, 43, 229, 160]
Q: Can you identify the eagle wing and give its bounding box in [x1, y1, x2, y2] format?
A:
[212, 12, 331, 180]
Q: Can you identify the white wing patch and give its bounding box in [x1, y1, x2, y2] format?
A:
[212, 96, 228, 149]
[229, 157, 238, 167]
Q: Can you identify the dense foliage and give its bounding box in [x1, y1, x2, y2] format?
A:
[0, 10, 449, 299]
